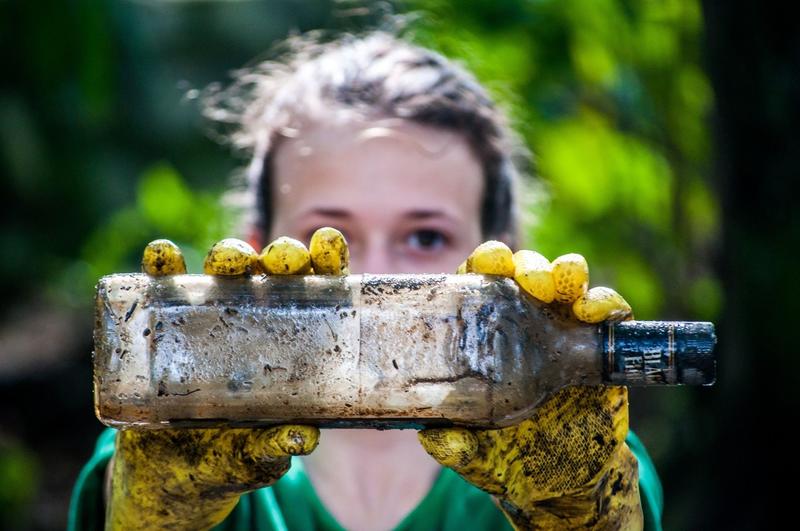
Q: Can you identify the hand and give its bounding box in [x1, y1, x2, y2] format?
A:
[419, 241, 644, 530]
[107, 229, 349, 530]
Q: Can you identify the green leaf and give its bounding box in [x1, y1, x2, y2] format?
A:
[137, 163, 194, 235]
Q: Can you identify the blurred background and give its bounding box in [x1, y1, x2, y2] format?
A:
[0, 0, 796, 529]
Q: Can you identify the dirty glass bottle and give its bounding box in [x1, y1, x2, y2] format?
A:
[93, 273, 716, 429]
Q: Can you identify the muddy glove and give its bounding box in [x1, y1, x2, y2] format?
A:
[106, 229, 349, 530]
[419, 241, 643, 530]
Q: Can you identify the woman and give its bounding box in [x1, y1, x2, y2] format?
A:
[70, 32, 662, 530]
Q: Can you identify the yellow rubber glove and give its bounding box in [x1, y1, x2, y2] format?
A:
[420, 241, 643, 531]
[107, 229, 349, 530]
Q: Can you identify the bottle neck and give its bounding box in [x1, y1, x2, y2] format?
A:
[602, 321, 716, 386]
[518, 297, 605, 388]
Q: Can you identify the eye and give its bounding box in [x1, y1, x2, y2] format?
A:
[406, 229, 449, 252]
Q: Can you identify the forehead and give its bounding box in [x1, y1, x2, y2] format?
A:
[271, 117, 484, 224]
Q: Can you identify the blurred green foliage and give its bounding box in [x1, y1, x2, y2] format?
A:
[408, 0, 719, 323]
[72, 163, 234, 302]
[0, 441, 39, 528]
[1, 0, 719, 528]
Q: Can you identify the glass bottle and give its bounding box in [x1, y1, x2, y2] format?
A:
[94, 273, 715, 429]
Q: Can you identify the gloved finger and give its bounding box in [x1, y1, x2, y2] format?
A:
[199, 427, 315, 491]
[119, 426, 318, 492]
[419, 426, 515, 497]
[464, 241, 515, 277]
[259, 236, 312, 275]
[127, 426, 319, 471]
[192, 426, 318, 487]
[417, 428, 479, 471]
[203, 238, 259, 276]
[551, 253, 589, 303]
[309, 227, 350, 275]
[141, 239, 187, 276]
[572, 286, 633, 323]
[512, 250, 555, 303]
[256, 424, 320, 457]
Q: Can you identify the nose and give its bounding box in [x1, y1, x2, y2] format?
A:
[350, 236, 400, 274]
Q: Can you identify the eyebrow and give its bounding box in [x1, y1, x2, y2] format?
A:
[305, 208, 352, 218]
[403, 209, 453, 220]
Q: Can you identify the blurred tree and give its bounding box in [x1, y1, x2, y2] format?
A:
[406, 0, 718, 321]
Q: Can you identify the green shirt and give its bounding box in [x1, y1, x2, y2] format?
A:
[68, 428, 663, 530]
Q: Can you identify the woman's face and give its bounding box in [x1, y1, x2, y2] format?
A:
[267, 118, 484, 274]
